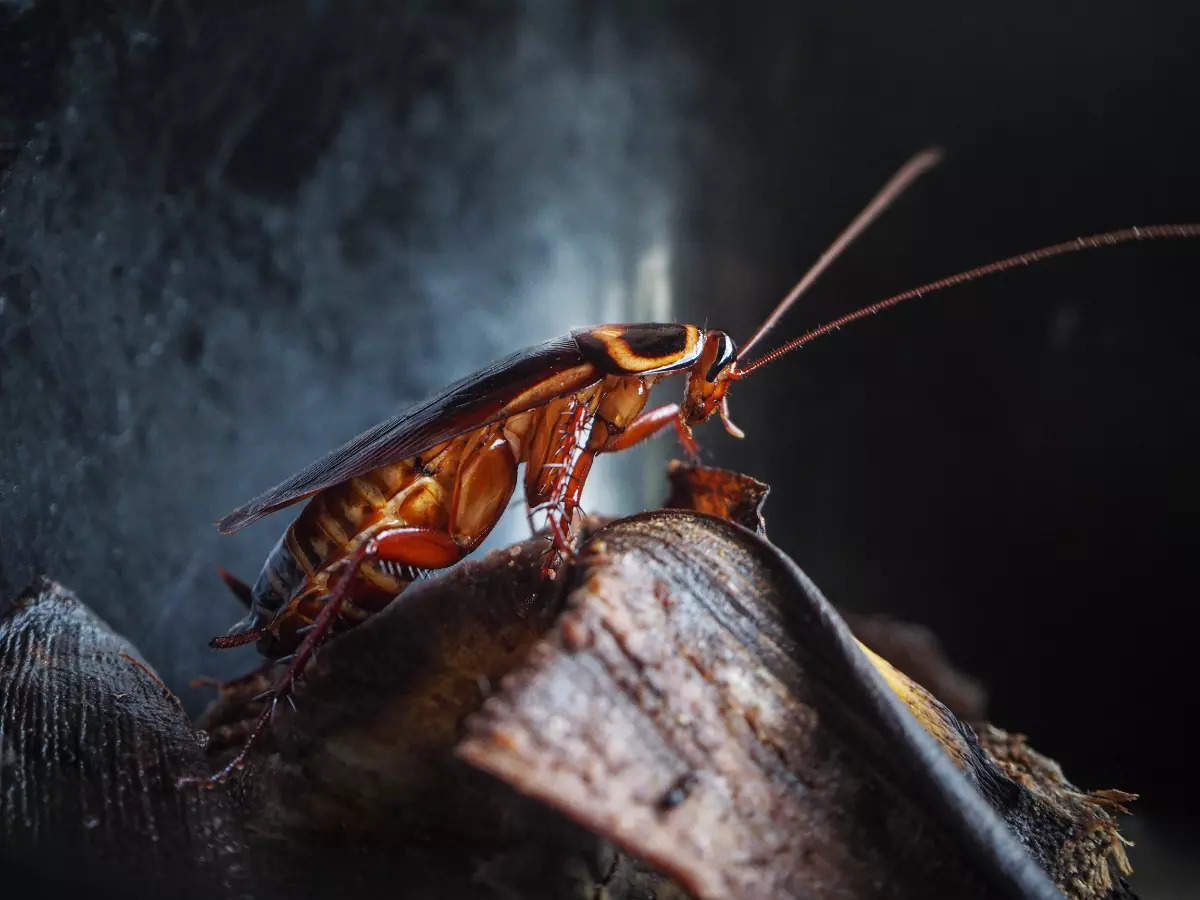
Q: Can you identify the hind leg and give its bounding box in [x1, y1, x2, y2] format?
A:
[180, 527, 463, 788]
[527, 446, 598, 578]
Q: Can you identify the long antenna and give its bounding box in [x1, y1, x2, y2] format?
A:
[733, 224, 1200, 378]
[736, 147, 945, 363]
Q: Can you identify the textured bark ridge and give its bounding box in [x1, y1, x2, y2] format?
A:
[0, 577, 245, 898]
[0, 468, 1135, 899]
[459, 510, 1067, 900]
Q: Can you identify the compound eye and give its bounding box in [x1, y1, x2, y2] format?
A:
[705, 332, 737, 382]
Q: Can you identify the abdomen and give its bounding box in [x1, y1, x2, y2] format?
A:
[248, 438, 468, 655]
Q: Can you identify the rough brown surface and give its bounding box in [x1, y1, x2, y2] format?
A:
[978, 725, 1136, 900]
[2, 506, 1136, 899]
[226, 533, 567, 840]
[460, 512, 1053, 900]
[0, 577, 245, 897]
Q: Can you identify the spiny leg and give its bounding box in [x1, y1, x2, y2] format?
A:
[530, 475, 588, 579]
[180, 526, 463, 788]
[178, 553, 362, 787]
[535, 403, 692, 575]
[527, 400, 598, 577]
[531, 404, 688, 576]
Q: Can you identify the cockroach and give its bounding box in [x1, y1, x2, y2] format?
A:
[184, 149, 1198, 786]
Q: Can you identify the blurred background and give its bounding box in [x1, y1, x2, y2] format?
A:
[2, 1, 1197, 892]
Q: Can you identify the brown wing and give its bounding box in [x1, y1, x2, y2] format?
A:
[218, 334, 600, 533]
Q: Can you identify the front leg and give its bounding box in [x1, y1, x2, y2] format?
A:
[599, 402, 696, 456]
[531, 446, 598, 570]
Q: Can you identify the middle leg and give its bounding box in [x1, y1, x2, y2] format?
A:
[525, 398, 599, 574]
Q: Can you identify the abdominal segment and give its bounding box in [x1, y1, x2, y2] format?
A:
[246, 375, 655, 656]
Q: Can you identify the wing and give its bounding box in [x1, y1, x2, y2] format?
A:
[218, 334, 601, 533]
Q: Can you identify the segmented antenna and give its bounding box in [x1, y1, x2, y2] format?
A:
[733, 224, 1200, 378]
[735, 148, 945, 363]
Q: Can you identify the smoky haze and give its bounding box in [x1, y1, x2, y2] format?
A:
[2, 2, 690, 691]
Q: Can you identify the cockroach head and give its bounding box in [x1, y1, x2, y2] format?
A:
[681, 330, 744, 438]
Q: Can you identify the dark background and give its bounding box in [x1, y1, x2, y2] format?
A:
[3, 0, 1198, 889]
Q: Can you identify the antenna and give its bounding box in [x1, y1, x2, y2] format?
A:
[733, 224, 1200, 378]
[736, 148, 944, 363]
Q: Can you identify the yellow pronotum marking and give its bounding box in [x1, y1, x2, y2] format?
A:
[591, 325, 700, 372]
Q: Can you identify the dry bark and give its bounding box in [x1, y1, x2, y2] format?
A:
[0, 467, 1136, 899]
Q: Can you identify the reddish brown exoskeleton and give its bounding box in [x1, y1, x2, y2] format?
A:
[185, 149, 1198, 785]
